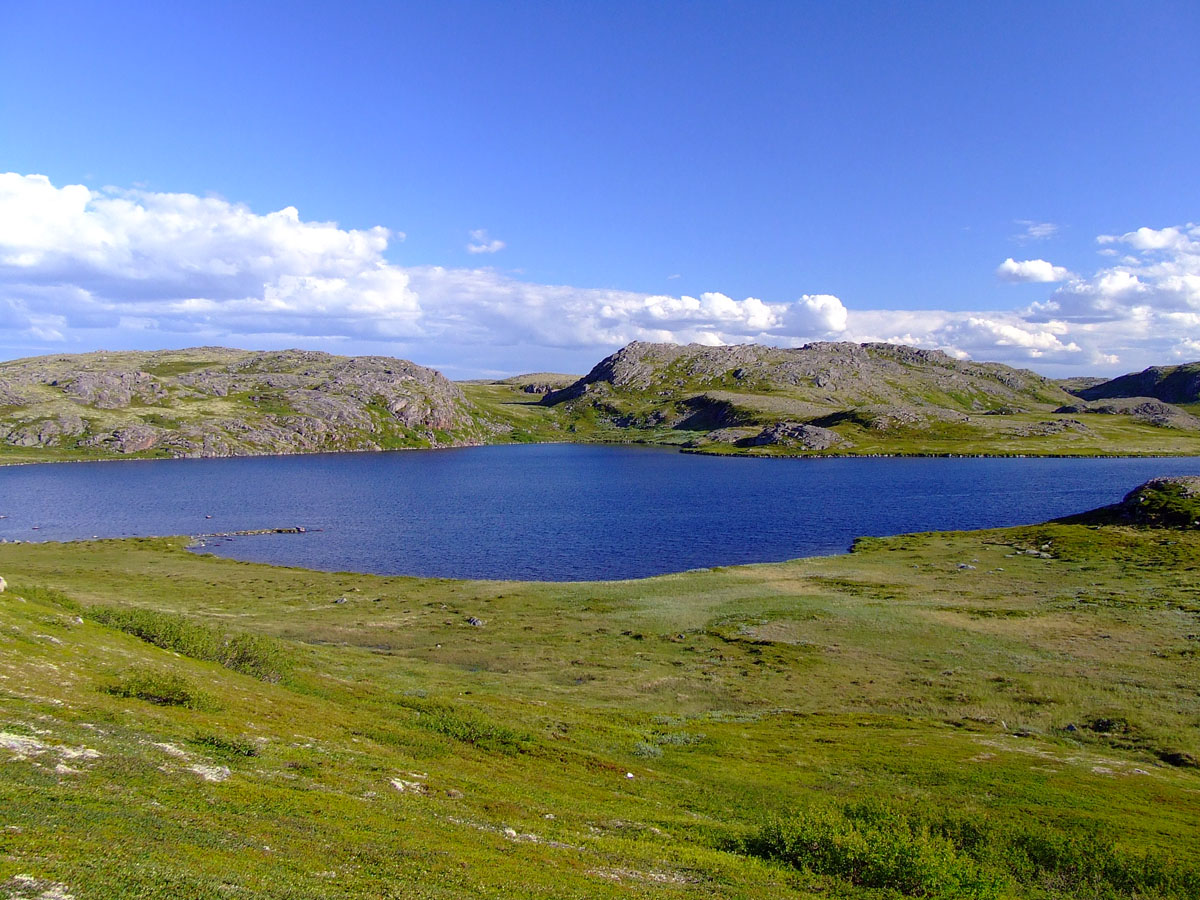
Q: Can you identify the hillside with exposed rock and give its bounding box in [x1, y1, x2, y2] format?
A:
[536, 341, 1200, 455]
[5, 342, 1200, 463]
[0, 348, 503, 460]
[1069, 361, 1200, 405]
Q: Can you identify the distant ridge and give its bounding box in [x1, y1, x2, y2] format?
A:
[4, 342, 1200, 462]
[1072, 361, 1200, 405]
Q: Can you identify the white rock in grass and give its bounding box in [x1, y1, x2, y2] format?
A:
[188, 763, 230, 782]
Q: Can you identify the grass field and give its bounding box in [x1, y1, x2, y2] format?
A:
[2, 508, 1199, 898]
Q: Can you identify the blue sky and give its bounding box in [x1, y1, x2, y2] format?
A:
[2, 1, 1198, 376]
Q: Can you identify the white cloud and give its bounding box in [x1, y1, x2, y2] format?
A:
[466, 228, 506, 254]
[1033, 224, 1200, 324]
[404, 268, 848, 350]
[1014, 220, 1059, 242]
[1, 173, 1197, 375]
[845, 308, 1089, 366]
[0, 172, 421, 344]
[996, 257, 1073, 283]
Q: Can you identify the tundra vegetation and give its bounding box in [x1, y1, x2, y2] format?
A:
[3, 343, 1200, 464]
[1, 479, 1198, 898]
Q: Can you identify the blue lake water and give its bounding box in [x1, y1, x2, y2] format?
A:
[2, 445, 1199, 581]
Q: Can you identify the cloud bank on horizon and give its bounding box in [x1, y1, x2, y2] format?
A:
[1, 172, 1197, 376]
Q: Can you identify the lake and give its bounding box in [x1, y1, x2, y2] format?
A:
[2, 445, 1198, 580]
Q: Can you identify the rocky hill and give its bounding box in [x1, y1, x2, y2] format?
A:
[1070, 361, 1200, 405]
[540, 341, 1080, 449]
[6, 342, 1200, 462]
[535, 341, 1200, 455]
[0, 348, 502, 459]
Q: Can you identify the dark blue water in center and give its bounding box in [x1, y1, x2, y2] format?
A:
[2, 445, 1198, 580]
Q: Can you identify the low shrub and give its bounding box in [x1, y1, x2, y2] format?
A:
[190, 732, 258, 757]
[744, 801, 1000, 898]
[740, 799, 1200, 899]
[90, 606, 292, 682]
[631, 741, 662, 759]
[398, 698, 534, 755]
[106, 667, 214, 710]
[10, 584, 82, 613]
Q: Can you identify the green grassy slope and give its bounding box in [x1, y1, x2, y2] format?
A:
[2, 511, 1199, 897]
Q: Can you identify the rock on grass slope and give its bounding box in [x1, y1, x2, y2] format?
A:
[0, 348, 502, 458]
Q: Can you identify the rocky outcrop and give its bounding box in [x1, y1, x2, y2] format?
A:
[0, 414, 88, 447]
[1005, 419, 1092, 438]
[545, 341, 1068, 409]
[742, 422, 843, 450]
[83, 424, 163, 454]
[0, 348, 500, 458]
[1074, 362, 1200, 404]
[54, 371, 167, 408]
[1063, 477, 1200, 529]
[1055, 398, 1200, 430]
[0, 380, 27, 408]
[813, 404, 969, 433]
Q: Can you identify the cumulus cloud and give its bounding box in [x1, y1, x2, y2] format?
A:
[466, 229, 506, 254]
[0, 173, 1197, 375]
[882, 224, 1200, 370]
[0, 173, 848, 365]
[0, 172, 422, 343]
[403, 267, 848, 350]
[1031, 224, 1200, 324]
[996, 257, 1073, 283]
[845, 308, 1089, 366]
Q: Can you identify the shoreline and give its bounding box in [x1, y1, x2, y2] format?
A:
[4, 435, 1200, 469]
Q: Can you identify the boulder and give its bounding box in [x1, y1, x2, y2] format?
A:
[743, 422, 843, 450]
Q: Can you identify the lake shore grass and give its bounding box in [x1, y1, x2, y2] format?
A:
[1, 517, 1198, 898]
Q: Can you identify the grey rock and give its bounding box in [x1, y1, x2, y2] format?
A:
[1055, 398, 1200, 430]
[744, 422, 844, 450]
[55, 371, 167, 408]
